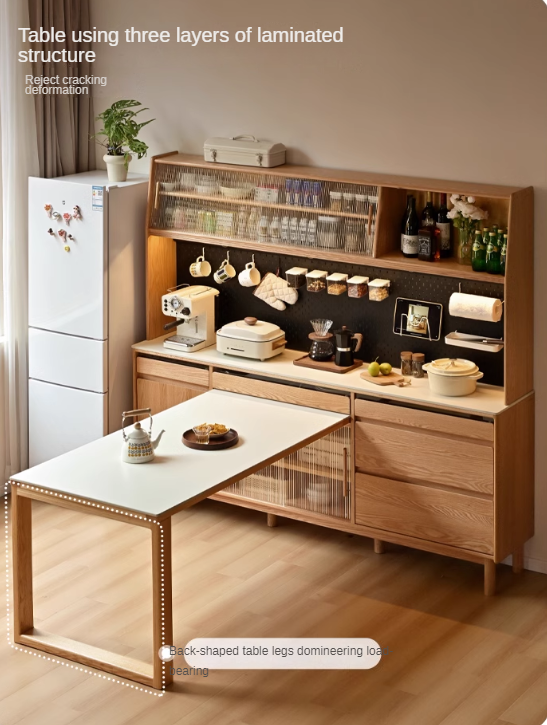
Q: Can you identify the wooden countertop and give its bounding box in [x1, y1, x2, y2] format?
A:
[133, 337, 512, 417]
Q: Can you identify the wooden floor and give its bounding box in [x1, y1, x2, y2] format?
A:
[2, 497, 547, 725]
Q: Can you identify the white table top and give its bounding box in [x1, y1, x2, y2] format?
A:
[133, 337, 509, 417]
[11, 391, 348, 517]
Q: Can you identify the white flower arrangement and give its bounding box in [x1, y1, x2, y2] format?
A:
[447, 195, 488, 240]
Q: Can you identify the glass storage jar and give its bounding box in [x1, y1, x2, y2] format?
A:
[327, 273, 348, 296]
[342, 192, 355, 213]
[400, 351, 413, 376]
[368, 279, 391, 301]
[329, 191, 342, 211]
[344, 219, 361, 252]
[285, 267, 308, 289]
[317, 216, 342, 249]
[347, 276, 369, 298]
[306, 270, 328, 293]
[354, 194, 367, 215]
[412, 352, 425, 378]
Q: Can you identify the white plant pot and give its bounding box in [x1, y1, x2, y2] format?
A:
[103, 153, 130, 182]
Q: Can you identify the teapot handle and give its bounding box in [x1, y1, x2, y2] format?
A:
[122, 408, 153, 441]
[352, 333, 364, 353]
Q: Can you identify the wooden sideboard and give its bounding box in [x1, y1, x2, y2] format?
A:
[137, 154, 535, 596]
[132, 342, 534, 596]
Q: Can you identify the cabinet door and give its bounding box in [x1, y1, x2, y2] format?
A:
[136, 377, 205, 415]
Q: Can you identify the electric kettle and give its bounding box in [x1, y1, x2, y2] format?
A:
[333, 326, 363, 367]
[121, 409, 165, 464]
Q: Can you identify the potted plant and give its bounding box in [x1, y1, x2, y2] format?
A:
[94, 100, 154, 182]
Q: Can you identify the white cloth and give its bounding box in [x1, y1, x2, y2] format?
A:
[0, 0, 40, 482]
[253, 272, 298, 311]
[448, 293, 503, 323]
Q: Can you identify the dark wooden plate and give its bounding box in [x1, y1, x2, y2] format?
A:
[182, 429, 239, 451]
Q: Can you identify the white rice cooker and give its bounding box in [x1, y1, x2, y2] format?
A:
[216, 317, 286, 361]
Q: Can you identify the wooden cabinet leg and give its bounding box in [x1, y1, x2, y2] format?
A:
[267, 513, 278, 528]
[512, 547, 524, 574]
[484, 559, 496, 596]
[373, 539, 386, 554]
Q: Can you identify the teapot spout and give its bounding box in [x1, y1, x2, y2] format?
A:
[152, 429, 165, 450]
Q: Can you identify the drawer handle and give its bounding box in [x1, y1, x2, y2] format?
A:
[343, 447, 348, 497]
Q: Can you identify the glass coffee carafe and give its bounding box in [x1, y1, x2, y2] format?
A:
[308, 319, 335, 362]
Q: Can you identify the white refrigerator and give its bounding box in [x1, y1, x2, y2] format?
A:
[28, 171, 149, 466]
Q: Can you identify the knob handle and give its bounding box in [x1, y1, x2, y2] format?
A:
[181, 307, 191, 316]
[244, 317, 258, 326]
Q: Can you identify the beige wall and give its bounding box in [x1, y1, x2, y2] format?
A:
[91, 0, 547, 570]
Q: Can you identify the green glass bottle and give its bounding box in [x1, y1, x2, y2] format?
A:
[471, 229, 487, 272]
[486, 231, 501, 274]
[499, 233, 508, 275]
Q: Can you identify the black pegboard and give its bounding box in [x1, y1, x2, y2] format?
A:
[175, 242, 505, 387]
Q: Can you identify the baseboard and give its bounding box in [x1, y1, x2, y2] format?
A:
[523, 557, 547, 575]
[503, 553, 547, 575]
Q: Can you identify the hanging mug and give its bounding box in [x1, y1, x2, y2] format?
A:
[190, 255, 211, 278]
[238, 260, 261, 287]
[214, 258, 236, 284]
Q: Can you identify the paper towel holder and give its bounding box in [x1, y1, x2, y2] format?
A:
[457, 281, 505, 303]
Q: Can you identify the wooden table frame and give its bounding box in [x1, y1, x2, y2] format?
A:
[11, 482, 174, 690]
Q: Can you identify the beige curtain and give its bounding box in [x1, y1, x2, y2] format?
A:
[28, 0, 96, 177]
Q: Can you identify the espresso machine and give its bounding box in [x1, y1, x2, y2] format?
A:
[161, 284, 219, 352]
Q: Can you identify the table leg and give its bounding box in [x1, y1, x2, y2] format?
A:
[12, 486, 34, 638]
[11, 484, 173, 689]
[152, 517, 173, 689]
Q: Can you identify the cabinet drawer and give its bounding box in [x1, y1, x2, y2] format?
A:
[212, 372, 350, 414]
[136, 356, 209, 388]
[354, 398, 493, 442]
[355, 473, 493, 554]
[137, 378, 205, 415]
[355, 421, 493, 494]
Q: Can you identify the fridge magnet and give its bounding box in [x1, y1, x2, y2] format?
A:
[64, 245, 70, 252]
[72, 205, 82, 220]
[47, 228, 55, 236]
[52, 211, 62, 221]
[58, 229, 66, 239]
[44, 204, 53, 217]
[67, 234, 75, 241]
[63, 212, 72, 225]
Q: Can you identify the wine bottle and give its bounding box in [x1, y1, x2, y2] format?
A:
[421, 191, 436, 228]
[401, 196, 419, 257]
[437, 193, 452, 258]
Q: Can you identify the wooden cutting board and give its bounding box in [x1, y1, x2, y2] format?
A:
[360, 370, 406, 387]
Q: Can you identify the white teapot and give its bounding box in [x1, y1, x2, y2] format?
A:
[122, 409, 165, 464]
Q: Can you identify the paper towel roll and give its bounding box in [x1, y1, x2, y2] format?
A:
[449, 293, 503, 323]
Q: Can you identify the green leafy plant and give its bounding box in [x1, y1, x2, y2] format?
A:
[94, 100, 154, 167]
